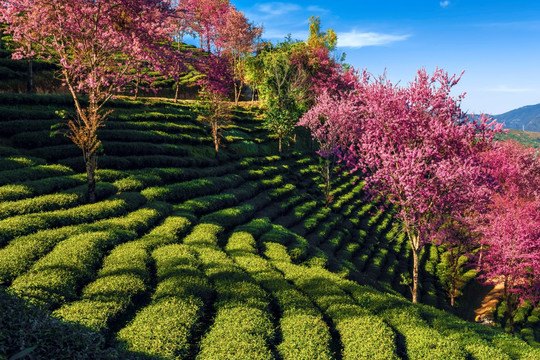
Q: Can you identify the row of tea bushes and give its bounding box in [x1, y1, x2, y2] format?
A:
[54, 212, 191, 333]
[263, 241, 398, 360]
[0, 182, 117, 219]
[224, 225, 334, 360]
[0, 202, 171, 285]
[0, 192, 146, 246]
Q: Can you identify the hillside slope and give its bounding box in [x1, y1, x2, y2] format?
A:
[0, 94, 539, 360]
[494, 103, 540, 132]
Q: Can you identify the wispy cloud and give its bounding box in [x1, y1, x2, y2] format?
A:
[440, 1, 450, 8]
[306, 5, 329, 14]
[488, 85, 534, 93]
[255, 2, 302, 17]
[337, 30, 410, 48]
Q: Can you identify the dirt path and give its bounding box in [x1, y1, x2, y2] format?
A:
[474, 282, 504, 322]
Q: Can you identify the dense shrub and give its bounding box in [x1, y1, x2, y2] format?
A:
[0, 288, 128, 359]
[0, 164, 74, 186]
[0, 182, 117, 219]
[0, 192, 145, 246]
[0, 155, 45, 170]
[9, 230, 136, 308]
[117, 243, 211, 359]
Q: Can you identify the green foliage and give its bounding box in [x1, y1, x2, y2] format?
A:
[0, 289, 122, 359]
[0, 192, 145, 246]
[0, 164, 74, 186]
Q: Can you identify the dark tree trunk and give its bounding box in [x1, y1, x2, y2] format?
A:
[86, 154, 97, 203]
[174, 80, 180, 103]
[27, 59, 34, 94]
[505, 280, 515, 334]
[412, 245, 420, 303]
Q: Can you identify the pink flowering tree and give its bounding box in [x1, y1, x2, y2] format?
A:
[219, 7, 262, 105]
[1, 0, 178, 203]
[196, 53, 233, 153]
[298, 90, 360, 206]
[352, 69, 500, 303]
[475, 140, 540, 332]
[304, 69, 500, 303]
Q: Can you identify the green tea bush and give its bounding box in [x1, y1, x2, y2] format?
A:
[0, 119, 57, 136]
[11, 130, 71, 148]
[142, 174, 244, 202]
[264, 242, 398, 360]
[197, 306, 274, 360]
[379, 306, 467, 360]
[53, 241, 150, 331]
[10, 230, 136, 308]
[226, 231, 332, 360]
[0, 289, 126, 359]
[0, 164, 74, 186]
[106, 119, 205, 135]
[0, 174, 85, 201]
[117, 297, 204, 359]
[0, 182, 117, 219]
[118, 243, 211, 359]
[98, 128, 209, 145]
[0, 192, 145, 246]
[0, 155, 45, 170]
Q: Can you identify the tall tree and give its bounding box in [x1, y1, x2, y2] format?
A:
[298, 90, 359, 206]
[475, 140, 540, 332]
[1, 0, 178, 202]
[351, 70, 499, 303]
[302, 69, 500, 303]
[219, 7, 262, 105]
[257, 40, 308, 152]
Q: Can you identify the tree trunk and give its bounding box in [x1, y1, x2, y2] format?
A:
[27, 59, 34, 94]
[174, 80, 180, 103]
[278, 136, 282, 153]
[324, 163, 331, 207]
[504, 280, 515, 334]
[213, 122, 219, 153]
[86, 154, 97, 203]
[412, 245, 420, 303]
[251, 88, 255, 107]
[133, 76, 140, 100]
[450, 294, 455, 307]
[234, 81, 244, 106]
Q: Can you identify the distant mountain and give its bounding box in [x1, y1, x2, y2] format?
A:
[492, 103, 540, 132]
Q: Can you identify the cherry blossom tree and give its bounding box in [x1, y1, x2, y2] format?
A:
[196, 53, 232, 153]
[298, 90, 360, 206]
[219, 7, 262, 105]
[302, 69, 501, 303]
[1, 0, 178, 203]
[475, 140, 540, 332]
[351, 69, 500, 303]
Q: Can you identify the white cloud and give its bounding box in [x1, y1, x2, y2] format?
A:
[306, 5, 329, 13]
[337, 30, 410, 48]
[488, 85, 534, 93]
[440, 1, 450, 8]
[255, 2, 302, 17]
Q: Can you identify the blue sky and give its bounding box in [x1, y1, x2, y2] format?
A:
[228, 0, 540, 115]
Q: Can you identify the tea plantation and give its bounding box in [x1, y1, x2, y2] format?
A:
[1, 94, 539, 360]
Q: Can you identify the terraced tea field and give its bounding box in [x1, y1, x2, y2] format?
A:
[1, 94, 538, 359]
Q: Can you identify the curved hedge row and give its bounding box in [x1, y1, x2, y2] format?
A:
[225, 228, 333, 360]
[0, 202, 171, 286]
[9, 230, 136, 308]
[0, 182, 117, 219]
[0, 164, 74, 186]
[0, 192, 146, 246]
